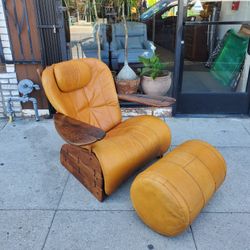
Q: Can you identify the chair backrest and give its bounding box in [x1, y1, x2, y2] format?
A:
[42, 58, 122, 131]
[112, 22, 148, 49]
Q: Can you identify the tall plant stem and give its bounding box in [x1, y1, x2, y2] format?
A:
[122, 2, 128, 66]
[93, 0, 101, 60]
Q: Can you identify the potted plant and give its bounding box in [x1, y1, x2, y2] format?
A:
[115, 2, 140, 95]
[138, 54, 172, 96]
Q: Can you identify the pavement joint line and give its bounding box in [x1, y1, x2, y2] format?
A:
[215, 145, 250, 148]
[201, 211, 250, 214]
[41, 173, 70, 250]
[172, 145, 250, 148]
[241, 123, 250, 136]
[41, 210, 56, 250]
[0, 209, 249, 213]
[50, 209, 136, 212]
[0, 120, 8, 131]
[0, 208, 136, 212]
[190, 225, 198, 250]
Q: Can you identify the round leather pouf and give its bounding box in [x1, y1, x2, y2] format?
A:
[130, 140, 227, 236]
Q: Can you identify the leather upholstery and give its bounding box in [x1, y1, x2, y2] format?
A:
[54, 60, 92, 92]
[91, 115, 171, 195]
[42, 59, 122, 131]
[130, 140, 227, 236]
[42, 59, 171, 195]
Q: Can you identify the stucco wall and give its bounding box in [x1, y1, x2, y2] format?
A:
[218, 1, 250, 39]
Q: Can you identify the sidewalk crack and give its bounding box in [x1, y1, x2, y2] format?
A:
[41, 173, 70, 250]
[242, 123, 250, 136]
[190, 225, 198, 250]
[0, 120, 8, 131]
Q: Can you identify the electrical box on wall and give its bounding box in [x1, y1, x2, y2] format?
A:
[232, 1, 240, 11]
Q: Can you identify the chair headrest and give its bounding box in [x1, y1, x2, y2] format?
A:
[54, 60, 91, 93]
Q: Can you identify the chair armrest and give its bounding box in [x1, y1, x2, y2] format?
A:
[81, 40, 98, 50]
[71, 37, 93, 47]
[118, 94, 176, 107]
[54, 113, 106, 146]
[143, 41, 156, 52]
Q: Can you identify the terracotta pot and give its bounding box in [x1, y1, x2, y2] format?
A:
[141, 73, 172, 96]
[115, 78, 140, 94]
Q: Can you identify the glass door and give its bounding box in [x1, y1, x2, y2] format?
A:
[173, 0, 250, 114]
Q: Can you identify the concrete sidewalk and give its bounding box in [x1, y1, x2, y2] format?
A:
[0, 117, 250, 250]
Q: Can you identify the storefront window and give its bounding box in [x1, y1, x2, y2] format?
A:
[68, 0, 249, 97]
[181, 0, 250, 94]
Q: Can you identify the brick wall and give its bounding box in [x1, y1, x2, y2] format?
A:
[0, 0, 21, 118]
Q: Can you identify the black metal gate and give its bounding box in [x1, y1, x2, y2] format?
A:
[35, 0, 69, 66]
[0, 0, 70, 111]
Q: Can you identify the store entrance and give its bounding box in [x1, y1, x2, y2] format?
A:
[173, 0, 250, 115]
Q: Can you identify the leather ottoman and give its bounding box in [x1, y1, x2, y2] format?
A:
[130, 140, 227, 236]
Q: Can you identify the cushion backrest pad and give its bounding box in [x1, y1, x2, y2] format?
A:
[42, 58, 122, 131]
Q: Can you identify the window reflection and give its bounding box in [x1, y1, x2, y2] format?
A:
[182, 1, 250, 93]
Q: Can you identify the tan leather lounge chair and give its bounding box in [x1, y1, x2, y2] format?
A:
[41, 58, 175, 201]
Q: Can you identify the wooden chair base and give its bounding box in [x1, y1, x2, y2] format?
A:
[60, 144, 105, 202]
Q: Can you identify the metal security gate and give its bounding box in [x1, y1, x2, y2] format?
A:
[2, 0, 69, 110]
[35, 0, 69, 66]
[2, 0, 47, 109]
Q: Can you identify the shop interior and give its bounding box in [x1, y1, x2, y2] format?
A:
[67, 0, 250, 95]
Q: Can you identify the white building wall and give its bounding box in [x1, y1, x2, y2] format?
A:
[218, 1, 250, 39]
[0, 0, 21, 118]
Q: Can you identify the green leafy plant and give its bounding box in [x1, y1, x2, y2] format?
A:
[138, 54, 168, 80]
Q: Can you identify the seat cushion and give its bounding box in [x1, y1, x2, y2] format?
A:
[90, 115, 171, 195]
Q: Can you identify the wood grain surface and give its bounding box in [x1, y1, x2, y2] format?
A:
[54, 113, 106, 146]
[61, 144, 105, 201]
[118, 94, 176, 107]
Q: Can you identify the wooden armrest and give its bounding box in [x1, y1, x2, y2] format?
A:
[54, 113, 106, 146]
[118, 94, 176, 107]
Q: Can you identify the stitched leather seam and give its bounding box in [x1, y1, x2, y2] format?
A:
[144, 171, 192, 225]
[196, 155, 217, 191]
[133, 121, 165, 153]
[173, 142, 218, 186]
[181, 164, 207, 208]
[195, 142, 227, 187]
[98, 66, 118, 128]
[134, 176, 190, 234]
[90, 109, 103, 129]
[180, 146, 218, 191]
[162, 157, 207, 207]
[149, 158, 204, 213]
[180, 140, 226, 181]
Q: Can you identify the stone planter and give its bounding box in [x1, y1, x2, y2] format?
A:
[141, 73, 172, 96]
[115, 78, 140, 95]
